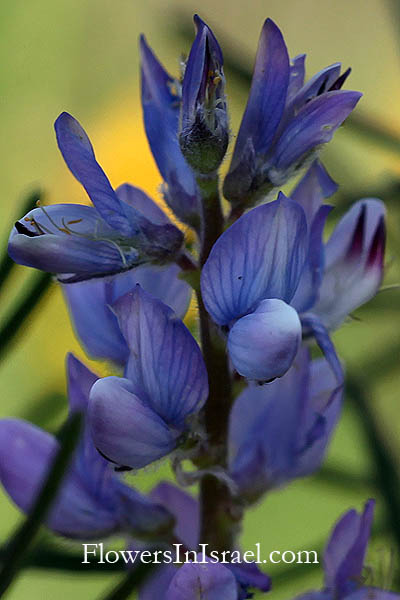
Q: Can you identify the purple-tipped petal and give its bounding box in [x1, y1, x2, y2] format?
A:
[63, 264, 191, 365]
[113, 286, 208, 426]
[314, 199, 386, 330]
[55, 113, 135, 236]
[274, 90, 362, 172]
[0, 419, 120, 538]
[228, 299, 301, 382]
[140, 36, 200, 227]
[165, 557, 238, 600]
[89, 376, 179, 469]
[201, 194, 307, 325]
[324, 500, 375, 597]
[230, 19, 290, 168]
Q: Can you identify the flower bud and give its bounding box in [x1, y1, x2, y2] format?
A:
[179, 15, 228, 174]
[227, 299, 301, 382]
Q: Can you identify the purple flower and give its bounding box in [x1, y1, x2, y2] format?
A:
[139, 482, 271, 600]
[309, 198, 386, 330]
[8, 113, 183, 282]
[223, 19, 361, 207]
[202, 158, 385, 384]
[295, 500, 400, 600]
[0, 354, 172, 539]
[290, 162, 386, 378]
[140, 36, 201, 228]
[201, 192, 308, 382]
[228, 348, 342, 501]
[88, 286, 208, 469]
[179, 15, 228, 174]
[63, 263, 191, 365]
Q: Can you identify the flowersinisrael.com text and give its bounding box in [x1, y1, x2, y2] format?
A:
[82, 543, 319, 566]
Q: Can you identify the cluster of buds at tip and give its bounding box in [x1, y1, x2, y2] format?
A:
[179, 15, 229, 174]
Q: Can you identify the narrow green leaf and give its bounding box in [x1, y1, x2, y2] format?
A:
[0, 189, 42, 294]
[0, 271, 53, 364]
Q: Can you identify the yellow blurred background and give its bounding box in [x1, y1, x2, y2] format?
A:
[1, 0, 400, 598]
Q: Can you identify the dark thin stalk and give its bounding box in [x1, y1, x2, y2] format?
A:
[0, 412, 83, 597]
[197, 174, 224, 267]
[194, 173, 239, 553]
[347, 375, 400, 583]
[99, 561, 158, 600]
[176, 250, 198, 272]
[0, 189, 42, 294]
[0, 271, 53, 363]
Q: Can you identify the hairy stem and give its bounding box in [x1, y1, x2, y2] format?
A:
[198, 173, 224, 267]
[195, 173, 240, 553]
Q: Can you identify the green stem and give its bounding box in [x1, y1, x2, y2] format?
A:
[0, 271, 52, 364]
[197, 173, 224, 266]
[0, 412, 83, 597]
[195, 173, 240, 553]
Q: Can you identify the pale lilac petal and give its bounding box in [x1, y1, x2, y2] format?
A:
[314, 199, 386, 330]
[89, 376, 179, 469]
[227, 299, 301, 381]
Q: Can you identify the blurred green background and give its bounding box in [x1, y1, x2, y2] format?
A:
[1, 0, 400, 598]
